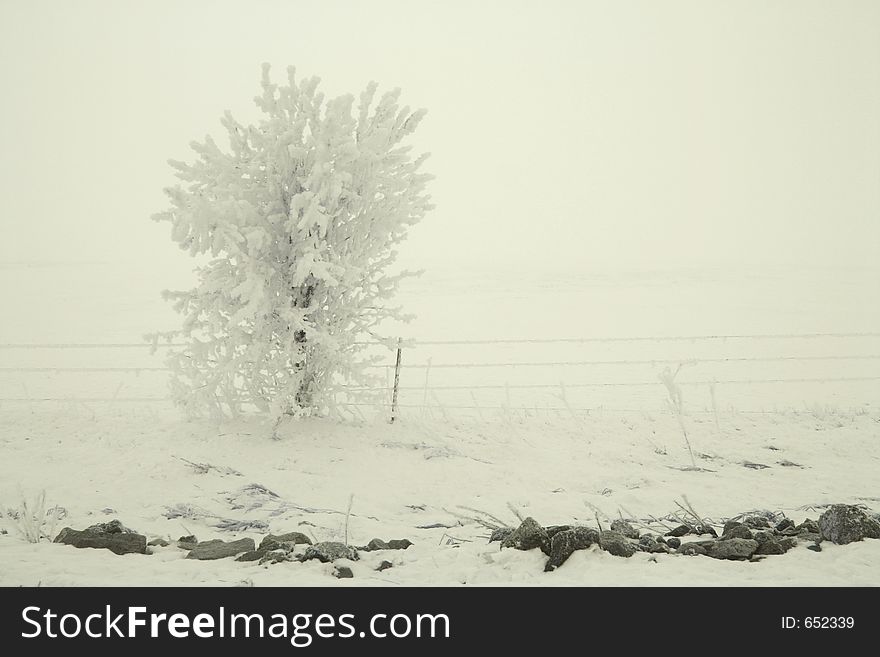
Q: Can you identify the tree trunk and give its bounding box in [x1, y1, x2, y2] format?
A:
[291, 277, 317, 410]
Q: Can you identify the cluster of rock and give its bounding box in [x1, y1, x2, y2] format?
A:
[490, 504, 880, 572]
[54, 520, 146, 556]
[52, 521, 412, 578]
[47, 504, 879, 577]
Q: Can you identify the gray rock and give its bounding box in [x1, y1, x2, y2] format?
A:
[88, 520, 131, 534]
[722, 524, 753, 540]
[799, 532, 821, 544]
[259, 549, 296, 565]
[235, 550, 265, 562]
[545, 525, 573, 539]
[259, 532, 312, 551]
[696, 525, 718, 538]
[637, 535, 669, 554]
[796, 519, 819, 535]
[545, 527, 600, 571]
[665, 525, 692, 537]
[376, 560, 393, 572]
[752, 530, 772, 545]
[807, 543, 822, 552]
[723, 520, 742, 535]
[177, 535, 198, 549]
[818, 505, 880, 545]
[666, 537, 681, 549]
[361, 538, 413, 551]
[706, 538, 758, 560]
[598, 530, 636, 558]
[302, 542, 359, 563]
[489, 527, 515, 543]
[334, 566, 354, 579]
[501, 517, 550, 555]
[775, 518, 795, 533]
[678, 542, 707, 556]
[147, 538, 170, 547]
[611, 519, 639, 540]
[743, 516, 771, 530]
[54, 520, 147, 556]
[185, 538, 255, 560]
[755, 536, 797, 555]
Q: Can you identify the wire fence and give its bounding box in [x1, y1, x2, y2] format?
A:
[2, 331, 879, 349]
[1, 332, 879, 414]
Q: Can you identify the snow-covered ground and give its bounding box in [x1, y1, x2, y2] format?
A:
[1, 404, 878, 586]
[1, 261, 878, 585]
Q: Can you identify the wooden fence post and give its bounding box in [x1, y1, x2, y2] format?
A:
[390, 337, 403, 423]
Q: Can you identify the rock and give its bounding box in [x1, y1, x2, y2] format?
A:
[334, 566, 354, 579]
[259, 532, 312, 551]
[259, 549, 296, 565]
[361, 538, 413, 551]
[598, 530, 636, 558]
[376, 560, 393, 572]
[54, 520, 147, 556]
[755, 536, 798, 555]
[186, 538, 255, 560]
[611, 519, 639, 539]
[775, 518, 795, 533]
[807, 543, 822, 552]
[696, 525, 718, 538]
[706, 538, 758, 560]
[501, 517, 550, 555]
[796, 519, 819, 535]
[177, 535, 198, 549]
[545, 525, 573, 539]
[235, 550, 265, 562]
[752, 530, 772, 545]
[363, 539, 388, 551]
[665, 525, 692, 537]
[666, 537, 681, 549]
[722, 524, 753, 540]
[147, 538, 170, 547]
[489, 527, 515, 543]
[637, 535, 669, 554]
[544, 527, 600, 571]
[723, 520, 742, 535]
[677, 543, 707, 556]
[818, 505, 880, 545]
[743, 516, 771, 530]
[302, 542, 359, 563]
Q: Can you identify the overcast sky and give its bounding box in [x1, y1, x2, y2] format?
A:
[1, 0, 878, 271]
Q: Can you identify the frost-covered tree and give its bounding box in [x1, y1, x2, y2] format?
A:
[150, 64, 433, 421]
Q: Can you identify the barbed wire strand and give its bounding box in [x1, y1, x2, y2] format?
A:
[2, 331, 879, 349]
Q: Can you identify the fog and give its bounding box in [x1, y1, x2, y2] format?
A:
[2, 2, 880, 596]
[1, 0, 878, 275]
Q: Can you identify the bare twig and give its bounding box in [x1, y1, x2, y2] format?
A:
[506, 502, 524, 523]
[443, 506, 508, 530]
[344, 494, 354, 547]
